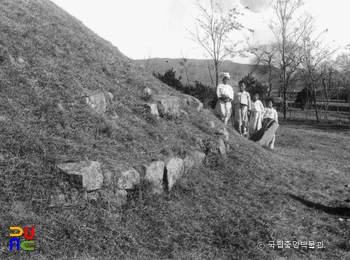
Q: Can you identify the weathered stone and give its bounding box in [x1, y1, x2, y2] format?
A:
[153, 95, 180, 117]
[86, 92, 107, 115]
[182, 94, 203, 111]
[0, 115, 7, 122]
[57, 161, 103, 191]
[215, 127, 229, 142]
[102, 170, 113, 187]
[117, 167, 140, 190]
[145, 103, 159, 119]
[207, 121, 215, 128]
[143, 87, 152, 96]
[165, 158, 184, 191]
[217, 139, 226, 155]
[143, 161, 165, 194]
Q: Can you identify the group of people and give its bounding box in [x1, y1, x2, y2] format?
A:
[216, 72, 278, 149]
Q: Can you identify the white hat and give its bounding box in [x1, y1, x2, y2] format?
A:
[220, 72, 230, 79]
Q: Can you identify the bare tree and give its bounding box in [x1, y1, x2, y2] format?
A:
[189, 0, 246, 88]
[267, 0, 313, 119]
[250, 43, 279, 98]
[300, 18, 339, 122]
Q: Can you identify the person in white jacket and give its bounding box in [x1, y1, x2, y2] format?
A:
[216, 73, 234, 125]
[249, 93, 265, 135]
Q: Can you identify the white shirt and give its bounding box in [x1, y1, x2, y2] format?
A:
[263, 107, 278, 123]
[251, 100, 264, 112]
[217, 84, 234, 100]
[234, 91, 251, 110]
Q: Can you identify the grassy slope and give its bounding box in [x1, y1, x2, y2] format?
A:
[0, 1, 349, 259]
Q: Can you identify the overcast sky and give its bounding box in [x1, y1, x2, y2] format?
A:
[50, 0, 349, 64]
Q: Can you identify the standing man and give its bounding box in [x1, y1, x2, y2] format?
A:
[216, 73, 234, 125]
[234, 80, 251, 136]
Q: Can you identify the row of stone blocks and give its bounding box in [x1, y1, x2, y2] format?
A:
[55, 150, 206, 208]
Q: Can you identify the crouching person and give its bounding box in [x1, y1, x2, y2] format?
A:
[216, 73, 234, 125]
[262, 98, 278, 149]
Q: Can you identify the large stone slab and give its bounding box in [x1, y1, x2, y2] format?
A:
[143, 161, 165, 194]
[57, 161, 103, 191]
[165, 158, 185, 191]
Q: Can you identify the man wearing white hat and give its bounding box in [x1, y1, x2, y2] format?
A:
[216, 72, 234, 125]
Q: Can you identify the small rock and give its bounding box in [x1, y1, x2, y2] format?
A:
[145, 103, 159, 119]
[0, 116, 7, 122]
[207, 121, 215, 128]
[215, 127, 229, 142]
[117, 168, 140, 190]
[217, 139, 226, 155]
[143, 87, 152, 96]
[339, 218, 344, 222]
[56, 103, 64, 112]
[86, 92, 107, 115]
[143, 161, 165, 194]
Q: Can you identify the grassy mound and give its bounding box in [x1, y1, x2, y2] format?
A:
[1, 1, 350, 259]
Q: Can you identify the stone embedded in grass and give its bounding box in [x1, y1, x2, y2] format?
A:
[153, 95, 181, 118]
[117, 167, 141, 190]
[145, 103, 159, 119]
[143, 161, 165, 194]
[86, 92, 107, 115]
[57, 161, 103, 191]
[182, 94, 203, 111]
[217, 138, 226, 155]
[215, 127, 229, 142]
[165, 157, 185, 191]
[207, 121, 215, 128]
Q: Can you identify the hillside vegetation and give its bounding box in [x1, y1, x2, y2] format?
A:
[1, 1, 350, 260]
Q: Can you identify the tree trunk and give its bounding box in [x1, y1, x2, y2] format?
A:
[313, 87, 320, 122]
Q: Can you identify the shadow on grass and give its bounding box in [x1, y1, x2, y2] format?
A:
[289, 194, 350, 217]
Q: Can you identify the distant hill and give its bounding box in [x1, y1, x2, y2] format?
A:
[135, 58, 267, 88]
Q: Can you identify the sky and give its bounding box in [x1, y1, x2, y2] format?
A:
[50, 0, 349, 64]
